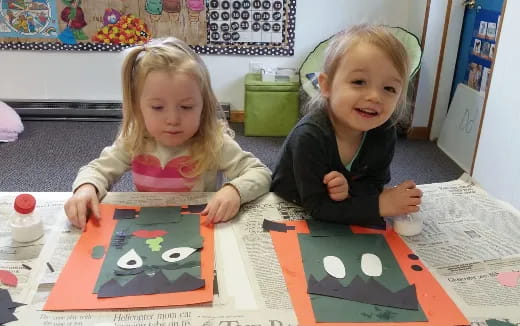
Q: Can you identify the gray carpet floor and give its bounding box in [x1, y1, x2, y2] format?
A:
[0, 120, 463, 192]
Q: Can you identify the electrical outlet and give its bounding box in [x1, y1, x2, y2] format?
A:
[249, 62, 263, 73]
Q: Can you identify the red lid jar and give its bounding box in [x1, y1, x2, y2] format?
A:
[14, 194, 36, 214]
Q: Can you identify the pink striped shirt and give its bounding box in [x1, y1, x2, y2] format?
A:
[131, 154, 198, 192]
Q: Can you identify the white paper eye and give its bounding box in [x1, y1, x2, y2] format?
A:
[361, 253, 382, 277]
[117, 249, 143, 269]
[161, 247, 197, 263]
[323, 255, 346, 279]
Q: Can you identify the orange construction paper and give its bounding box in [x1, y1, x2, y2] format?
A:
[270, 221, 469, 326]
[44, 204, 213, 310]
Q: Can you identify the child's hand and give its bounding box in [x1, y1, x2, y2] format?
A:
[323, 171, 350, 201]
[64, 183, 100, 231]
[378, 180, 422, 217]
[202, 185, 241, 224]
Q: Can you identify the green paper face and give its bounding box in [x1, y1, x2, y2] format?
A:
[299, 222, 427, 323]
[485, 319, 516, 326]
[94, 207, 203, 294]
[91, 245, 105, 259]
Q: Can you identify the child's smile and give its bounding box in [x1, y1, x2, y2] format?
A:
[354, 106, 380, 117]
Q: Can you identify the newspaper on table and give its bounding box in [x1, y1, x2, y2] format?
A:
[2, 178, 520, 325]
[401, 175, 520, 323]
[0, 191, 298, 326]
[0, 193, 73, 302]
[227, 193, 308, 313]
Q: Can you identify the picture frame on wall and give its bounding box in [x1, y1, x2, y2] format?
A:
[472, 38, 481, 55]
[485, 22, 496, 40]
[477, 20, 487, 38]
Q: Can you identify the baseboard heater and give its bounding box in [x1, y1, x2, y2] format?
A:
[6, 101, 122, 121]
[6, 101, 231, 121]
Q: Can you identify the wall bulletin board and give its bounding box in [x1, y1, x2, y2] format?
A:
[0, 0, 296, 55]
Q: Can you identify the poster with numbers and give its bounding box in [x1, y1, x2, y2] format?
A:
[200, 0, 295, 55]
[208, 0, 283, 43]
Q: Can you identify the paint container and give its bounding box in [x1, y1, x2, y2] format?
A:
[10, 194, 44, 242]
[392, 214, 424, 236]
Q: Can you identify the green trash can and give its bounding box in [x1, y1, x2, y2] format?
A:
[244, 73, 300, 136]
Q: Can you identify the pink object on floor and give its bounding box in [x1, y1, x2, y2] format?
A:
[187, 0, 204, 11]
[497, 271, 520, 287]
[0, 101, 23, 142]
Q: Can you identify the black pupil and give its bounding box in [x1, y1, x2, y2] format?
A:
[170, 252, 181, 259]
[127, 260, 136, 265]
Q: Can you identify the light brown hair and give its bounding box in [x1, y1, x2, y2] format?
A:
[308, 24, 410, 124]
[118, 37, 227, 177]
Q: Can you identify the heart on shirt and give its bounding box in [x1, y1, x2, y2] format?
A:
[132, 155, 197, 192]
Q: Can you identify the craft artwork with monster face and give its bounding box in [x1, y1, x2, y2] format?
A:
[94, 206, 204, 298]
[299, 220, 425, 323]
[44, 204, 213, 311]
[269, 219, 469, 325]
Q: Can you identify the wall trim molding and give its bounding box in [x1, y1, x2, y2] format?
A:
[407, 127, 430, 140]
[230, 110, 245, 123]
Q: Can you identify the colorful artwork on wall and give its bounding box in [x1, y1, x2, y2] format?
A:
[0, 0, 59, 38]
[0, 0, 296, 55]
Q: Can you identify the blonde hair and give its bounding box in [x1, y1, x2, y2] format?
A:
[119, 37, 227, 177]
[307, 24, 410, 124]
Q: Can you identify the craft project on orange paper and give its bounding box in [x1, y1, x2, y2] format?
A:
[44, 204, 213, 310]
[269, 219, 469, 325]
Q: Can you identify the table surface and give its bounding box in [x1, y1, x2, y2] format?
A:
[0, 191, 301, 326]
[0, 186, 519, 325]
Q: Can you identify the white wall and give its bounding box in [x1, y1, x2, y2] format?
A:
[473, 0, 520, 210]
[0, 0, 425, 111]
[412, 0, 447, 128]
[408, 0, 427, 42]
[429, 1, 465, 140]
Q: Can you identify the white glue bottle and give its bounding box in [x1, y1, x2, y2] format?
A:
[10, 194, 44, 243]
[392, 214, 424, 237]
